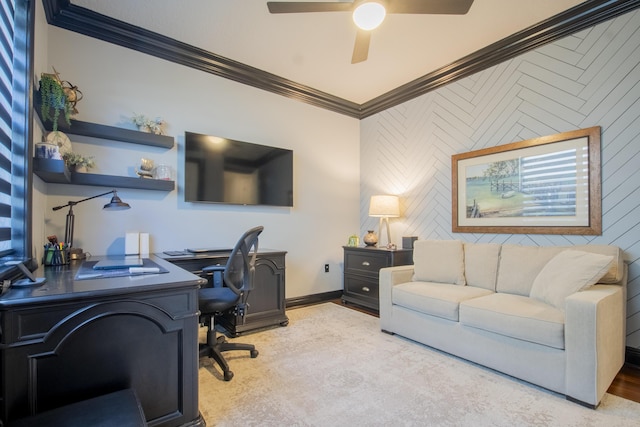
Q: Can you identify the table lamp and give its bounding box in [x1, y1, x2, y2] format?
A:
[368, 195, 400, 248]
[52, 189, 131, 260]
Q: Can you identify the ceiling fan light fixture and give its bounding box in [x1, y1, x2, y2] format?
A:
[353, 2, 386, 31]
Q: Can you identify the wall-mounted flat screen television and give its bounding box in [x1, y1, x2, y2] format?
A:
[184, 131, 293, 207]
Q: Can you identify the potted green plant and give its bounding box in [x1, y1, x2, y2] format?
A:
[63, 151, 95, 173]
[39, 71, 72, 132]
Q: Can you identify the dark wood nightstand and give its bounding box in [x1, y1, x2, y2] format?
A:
[342, 246, 413, 311]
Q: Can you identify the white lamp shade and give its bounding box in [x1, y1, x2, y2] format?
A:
[353, 2, 386, 31]
[369, 195, 400, 217]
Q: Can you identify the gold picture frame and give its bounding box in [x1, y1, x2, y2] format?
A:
[452, 126, 601, 235]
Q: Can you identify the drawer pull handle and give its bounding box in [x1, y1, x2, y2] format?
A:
[362, 261, 370, 266]
[362, 286, 370, 292]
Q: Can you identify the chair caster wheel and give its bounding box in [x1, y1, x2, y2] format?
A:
[224, 370, 234, 381]
[250, 350, 259, 358]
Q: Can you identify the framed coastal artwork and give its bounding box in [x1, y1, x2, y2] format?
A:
[451, 126, 601, 235]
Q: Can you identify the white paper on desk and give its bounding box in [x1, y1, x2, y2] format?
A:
[129, 267, 159, 274]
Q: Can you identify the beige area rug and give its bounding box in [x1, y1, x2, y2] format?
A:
[198, 303, 640, 426]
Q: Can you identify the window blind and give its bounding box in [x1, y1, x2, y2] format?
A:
[520, 147, 587, 217]
[0, 0, 14, 256]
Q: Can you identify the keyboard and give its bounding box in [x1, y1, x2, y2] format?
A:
[163, 251, 188, 256]
[186, 247, 232, 253]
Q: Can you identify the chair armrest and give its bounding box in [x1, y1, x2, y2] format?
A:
[379, 265, 414, 332]
[202, 265, 224, 273]
[564, 282, 626, 406]
[202, 265, 225, 287]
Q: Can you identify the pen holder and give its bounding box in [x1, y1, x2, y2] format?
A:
[43, 246, 69, 266]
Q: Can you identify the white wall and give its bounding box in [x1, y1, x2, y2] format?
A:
[34, 8, 360, 299]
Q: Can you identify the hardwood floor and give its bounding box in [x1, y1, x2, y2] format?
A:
[331, 300, 640, 404]
[609, 364, 640, 403]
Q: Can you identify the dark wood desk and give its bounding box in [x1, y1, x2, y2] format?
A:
[158, 249, 288, 336]
[0, 255, 205, 427]
[8, 389, 147, 427]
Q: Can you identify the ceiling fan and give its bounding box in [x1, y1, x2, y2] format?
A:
[266, 1, 474, 64]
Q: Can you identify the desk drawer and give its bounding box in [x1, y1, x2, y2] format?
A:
[345, 252, 388, 276]
[2, 288, 199, 344]
[171, 258, 227, 275]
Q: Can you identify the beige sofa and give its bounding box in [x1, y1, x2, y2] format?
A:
[379, 240, 627, 407]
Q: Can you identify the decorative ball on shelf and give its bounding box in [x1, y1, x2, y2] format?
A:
[46, 131, 72, 155]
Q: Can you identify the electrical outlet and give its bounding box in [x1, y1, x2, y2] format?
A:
[324, 264, 329, 273]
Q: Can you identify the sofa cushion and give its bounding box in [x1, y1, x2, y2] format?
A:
[496, 245, 563, 296]
[460, 293, 565, 349]
[393, 281, 493, 321]
[413, 240, 466, 285]
[529, 250, 614, 310]
[463, 242, 501, 291]
[571, 244, 624, 283]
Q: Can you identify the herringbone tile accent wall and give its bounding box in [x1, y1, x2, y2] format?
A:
[360, 10, 640, 349]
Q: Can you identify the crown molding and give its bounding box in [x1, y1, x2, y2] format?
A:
[359, 0, 640, 118]
[42, 0, 640, 120]
[41, 0, 363, 118]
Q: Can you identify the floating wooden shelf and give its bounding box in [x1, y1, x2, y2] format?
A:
[69, 173, 175, 191]
[33, 89, 175, 191]
[34, 91, 174, 148]
[33, 158, 70, 183]
[33, 158, 174, 191]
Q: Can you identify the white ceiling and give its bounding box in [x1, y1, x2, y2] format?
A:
[72, 0, 585, 104]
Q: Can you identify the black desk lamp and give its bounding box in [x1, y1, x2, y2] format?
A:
[52, 189, 131, 260]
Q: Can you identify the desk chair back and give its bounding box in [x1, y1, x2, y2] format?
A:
[223, 225, 263, 315]
[198, 226, 264, 381]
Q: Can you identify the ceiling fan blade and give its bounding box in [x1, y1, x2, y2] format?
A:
[351, 29, 370, 64]
[386, 0, 474, 15]
[267, 2, 354, 14]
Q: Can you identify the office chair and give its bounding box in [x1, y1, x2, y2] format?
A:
[198, 226, 263, 381]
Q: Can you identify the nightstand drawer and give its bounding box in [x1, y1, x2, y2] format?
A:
[342, 246, 413, 311]
[344, 274, 378, 302]
[345, 252, 388, 276]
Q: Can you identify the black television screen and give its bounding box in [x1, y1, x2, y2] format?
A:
[184, 132, 293, 207]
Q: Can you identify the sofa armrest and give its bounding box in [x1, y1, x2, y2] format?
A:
[379, 265, 414, 332]
[564, 280, 626, 406]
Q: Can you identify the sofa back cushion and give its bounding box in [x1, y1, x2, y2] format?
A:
[413, 240, 466, 285]
[529, 249, 614, 310]
[570, 244, 625, 283]
[463, 242, 501, 291]
[496, 245, 563, 296]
